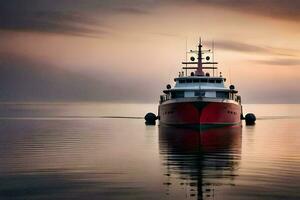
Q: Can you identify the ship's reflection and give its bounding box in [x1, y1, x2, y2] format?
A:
[159, 125, 242, 200]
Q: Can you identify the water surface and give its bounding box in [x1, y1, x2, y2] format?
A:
[0, 103, 299, 199]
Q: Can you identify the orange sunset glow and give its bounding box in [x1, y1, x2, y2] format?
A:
[1, 2, 300, 200]
[0, 0, 299, 103]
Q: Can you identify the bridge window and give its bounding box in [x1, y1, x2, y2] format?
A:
[216, 91, 229, 99]
[171, 91, 184, 98]
[186, 79, 192, 83]
[216, 79, 222, 83]
[195, 91, 205, 97]
[193, 79, 200, 83]
[209, 79, 215, 83]
[179, 80, 186, 83]
[200, 79, 208, 83]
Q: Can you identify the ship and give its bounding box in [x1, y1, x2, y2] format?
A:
[158, 39, 242, 128]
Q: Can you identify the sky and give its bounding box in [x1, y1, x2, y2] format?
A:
[0, 0, 299, 103]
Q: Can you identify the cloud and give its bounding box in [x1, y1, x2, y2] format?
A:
[0, 52, 104, 101]
[211, 40, 300, 69]
[193, 0, 300, 21]
[252, 58, 300, 66]
[115, 7, 150, 15]
[0, 0, 115, 37]
[0, 10, 107, 37]
[0, 52, 161, 102]
[213, 40, 266, 53]
[210, 40, 300, 57]
[0, 0, 298, 37]
[0, 0, 158, 37]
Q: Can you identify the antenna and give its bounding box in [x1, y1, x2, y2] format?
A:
[229, 66, 232, 85]
[212, 40, 215, 76]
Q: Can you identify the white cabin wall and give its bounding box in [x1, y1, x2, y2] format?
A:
[205, 91, 216, 98]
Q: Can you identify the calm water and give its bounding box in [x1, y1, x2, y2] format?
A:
[0, 103, 299, 200]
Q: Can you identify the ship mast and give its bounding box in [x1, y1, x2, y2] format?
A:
[182, 38, 218, 76]
[196, 38, 204, 76]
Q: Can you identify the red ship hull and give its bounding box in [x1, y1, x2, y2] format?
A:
[158, 98, 242, 128]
